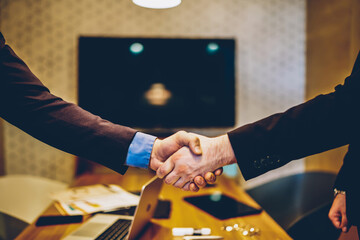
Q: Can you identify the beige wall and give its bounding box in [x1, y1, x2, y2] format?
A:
[0, 0, 306, 184]
[305, 0, 360, 173]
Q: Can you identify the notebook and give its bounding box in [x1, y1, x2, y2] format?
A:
[63, 176, 162, 240]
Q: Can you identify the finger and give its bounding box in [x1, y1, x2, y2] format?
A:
[214, 167, 223, 176]
[156, 160, 175, 179]
[194, 176, 206, 188]
[340, 213, 349, 232]
[182, 182, 191, 191]
[173, 177, 189, 189]
[328, 207, 341, 228]
[164, 172, 180, 185]
[204, 172, 216, 184]
[330, 214, 341, 228]
[189, 182, 199, 192]
[175, 131, 202, 155]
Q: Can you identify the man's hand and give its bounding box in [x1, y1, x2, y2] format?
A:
[149, 131, 223, 191]
[189, 169, 224, 192]
[149, 131, 202, 171]
[156, 133, 236, 191]
[328, 194, 348, 233]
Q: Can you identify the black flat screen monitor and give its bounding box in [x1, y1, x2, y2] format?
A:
[78, 37, 235, 133]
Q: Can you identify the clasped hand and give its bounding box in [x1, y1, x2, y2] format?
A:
[149, 131, 236, 191]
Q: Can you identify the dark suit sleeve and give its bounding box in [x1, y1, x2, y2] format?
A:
[333, 143, 360, 225]
[227, 68, 360, 180]
[0, 34, 137, 174]
[333, 146, 355, 191]
[334, 50, 360, 190]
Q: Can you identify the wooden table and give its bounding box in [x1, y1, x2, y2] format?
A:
[16, 169, 292, 240]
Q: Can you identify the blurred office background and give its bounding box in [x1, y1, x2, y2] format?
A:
[0, 0, 307, 185]
[1, 0, 359, 185]
[0, 0, 359, 238]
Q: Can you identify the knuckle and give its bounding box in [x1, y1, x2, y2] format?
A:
[172, 169, 179, 176]
[177, 130, 187, 137]
[164, 177, 172, 185]
[157, 167, 166, 177]
[177, 165, 187, 174]
[177, 180, 186, 189]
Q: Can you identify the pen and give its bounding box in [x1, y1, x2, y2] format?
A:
[172, 228, 211, 236]
[183, 236, 223, 240]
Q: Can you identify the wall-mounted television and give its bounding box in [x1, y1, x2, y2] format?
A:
[78, 37, 235, 135]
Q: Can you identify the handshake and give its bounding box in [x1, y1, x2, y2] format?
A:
[149, 131, 237, 191]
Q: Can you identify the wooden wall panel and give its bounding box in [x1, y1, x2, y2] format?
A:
[350, 0, 360, 60]
[305, 0, 360, 172]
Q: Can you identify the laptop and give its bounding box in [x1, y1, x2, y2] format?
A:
[63, 176, 163, 240]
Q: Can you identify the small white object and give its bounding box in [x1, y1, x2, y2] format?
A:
[132, 0, 181, 9]
[183, 236, 224, 240]
[225, 226, 233, 232]
[172, 227, 211, 236]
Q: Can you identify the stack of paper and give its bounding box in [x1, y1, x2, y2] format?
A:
[50, 184, 140, 215]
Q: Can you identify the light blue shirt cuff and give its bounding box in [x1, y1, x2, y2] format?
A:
[125, 132, 157, 169]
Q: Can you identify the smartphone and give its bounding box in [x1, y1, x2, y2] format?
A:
[184, 194, 262, 220]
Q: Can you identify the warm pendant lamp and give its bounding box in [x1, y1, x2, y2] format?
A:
[132, 0, 181, 9]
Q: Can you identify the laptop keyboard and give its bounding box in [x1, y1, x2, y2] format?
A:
[95, 219, 132, 240]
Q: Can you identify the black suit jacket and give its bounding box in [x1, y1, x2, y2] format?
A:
[228, 51, 360, 224]
[0, 32, 137, 174]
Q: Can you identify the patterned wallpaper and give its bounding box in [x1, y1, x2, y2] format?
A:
[0, 0, 305, 186]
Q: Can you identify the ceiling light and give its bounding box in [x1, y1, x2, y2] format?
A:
[132, 0, 181, 9]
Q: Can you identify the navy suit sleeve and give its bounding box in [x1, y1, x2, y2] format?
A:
[333, 143, 360, 225]
[228, 60, 360, 180]
[334, 50, 360, 191]
[0, 33, 137, 174]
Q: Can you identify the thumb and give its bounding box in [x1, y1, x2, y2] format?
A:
[340, 213, 349, 232]
[174, 131, 202, 155]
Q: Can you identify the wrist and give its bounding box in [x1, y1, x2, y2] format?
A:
[215, 135, 237, 166]
[149, 139, 161, 170]
[334, 188, 346, 198]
